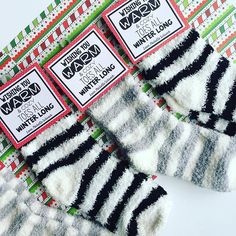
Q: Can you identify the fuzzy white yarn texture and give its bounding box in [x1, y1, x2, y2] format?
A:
[89, 75, 236, 192]
[21, 113, 171, 236]
[0, 168, 113, 236]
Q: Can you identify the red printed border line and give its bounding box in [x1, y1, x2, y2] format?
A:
[188, 0, 224, 23]
[217, 31, 236, 52]
[0, 63, 70, 148]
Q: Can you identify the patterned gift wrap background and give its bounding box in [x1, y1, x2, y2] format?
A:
[0, 0, 236, 217]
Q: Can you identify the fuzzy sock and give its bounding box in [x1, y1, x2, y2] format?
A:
[21, 113, 170, 236]
[88, 74, 236, 192]
[0, 168, 113, 236]
[163, 93, 236, 137]
[189, 111, 236, 137]
[138, 29, 236, 135]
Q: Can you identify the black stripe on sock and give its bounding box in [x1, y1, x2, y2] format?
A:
[71, 150, 111, 208]
[127, 186, 167, 236]
[202, 114, 218, 129]
[37, 136, 96, 182]
[225, 122, 236, 136]
[25, 122, 84, 168]
[87, 162, 128, 219]
[221, 80, 236, 121]
[105, 173, 147, 233]
[203, 57, 230, 113]
[143, 30, 199, 80]
[156, 44, 214, 95]
[189, 110, 199, 120]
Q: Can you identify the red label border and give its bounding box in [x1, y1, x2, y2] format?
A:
[102, 0, 190, 64]
[44, 25, 130, 112]
[0, 63, 70, 149]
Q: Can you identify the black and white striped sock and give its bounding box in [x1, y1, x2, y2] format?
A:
[88, 75, 236, 192]
[21, 114, 170, 236]
[0, 168, 113, 236]
[138, 29, 236, 135]
[189, 111, 236, 137]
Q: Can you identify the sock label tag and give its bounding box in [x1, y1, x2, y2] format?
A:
[102, 0, 189, 63]
[0, 63, 70, 149]
[44, 25, 130, 112]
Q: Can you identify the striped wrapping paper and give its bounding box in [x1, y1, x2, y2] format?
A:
[0, 0, 236, 223]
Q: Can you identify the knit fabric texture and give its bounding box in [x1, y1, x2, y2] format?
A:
[138, 29, 236, 136]
[0, 168, 113, 236]
[21, 113, 170, 236]
[88, 75, 236, 192]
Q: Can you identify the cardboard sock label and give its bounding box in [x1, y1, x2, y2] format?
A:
[103, 0, 189, 63]
[45, 25, 130, 112]
[0, 63, 70, 148]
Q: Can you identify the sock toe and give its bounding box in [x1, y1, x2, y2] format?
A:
[136, 194, 171, 236]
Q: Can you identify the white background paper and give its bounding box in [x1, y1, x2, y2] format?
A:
[0, 1, 236, 236]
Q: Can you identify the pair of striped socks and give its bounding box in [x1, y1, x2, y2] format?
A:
[20, 26, 236, 236]
[21, 114, 170, 236]
[138, 29, 236, 137]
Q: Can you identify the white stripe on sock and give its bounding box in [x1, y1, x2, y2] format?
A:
[34, 130, 90, 173]
[97, 169, 134, 225]
[43, 145, 102, 206]
[79, 157, 118, 213]
[21, 114, 77, 156]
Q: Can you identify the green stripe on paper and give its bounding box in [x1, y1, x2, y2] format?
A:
[0, 55, 10, 66]
[183, 0, 189, 9]
[40, 11, 47, 19]
[3, 46, 9, 54]
[17, 32, 24, 41]
[201, 6, 235, 38]
[142, 83, 152, 93]
[188, 1, 212, 22]
[26, 176, 33, 186]
[48, 4, 54, 13]
[0, 146, 15, 162]
[25, 25, 31, 34]
[92, 128, 104, 140]
[67, 207, 78, 215]
[33, 18, 39, 27]
[55, 0, 61, 5]
[10, 40, 16, 48]
[29, 182, 41, 193]
[67, 0, 114, 42]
